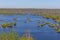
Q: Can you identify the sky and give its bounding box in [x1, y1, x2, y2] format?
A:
[0, 0, 60, 9]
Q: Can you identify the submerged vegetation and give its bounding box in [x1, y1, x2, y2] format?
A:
[37, 14, 60, 33]
[0, 15, 34, 40]
[0, 21, 33, 40]
[0, 13, 60, 40]
[0, 31, 33, 40]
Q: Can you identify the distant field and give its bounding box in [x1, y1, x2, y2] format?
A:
[0, 9, 60, 15]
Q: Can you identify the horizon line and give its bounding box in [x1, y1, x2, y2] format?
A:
[0, 8, 60, 9]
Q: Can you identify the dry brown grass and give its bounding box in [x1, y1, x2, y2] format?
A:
[0, 9, 60, 15]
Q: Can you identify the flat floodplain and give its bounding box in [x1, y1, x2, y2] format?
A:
[0, 14, 60, 40]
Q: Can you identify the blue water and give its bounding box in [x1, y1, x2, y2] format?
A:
[0, 14, 60, 40]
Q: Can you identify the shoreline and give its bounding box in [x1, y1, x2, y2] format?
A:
[0, 9, 60, 15]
